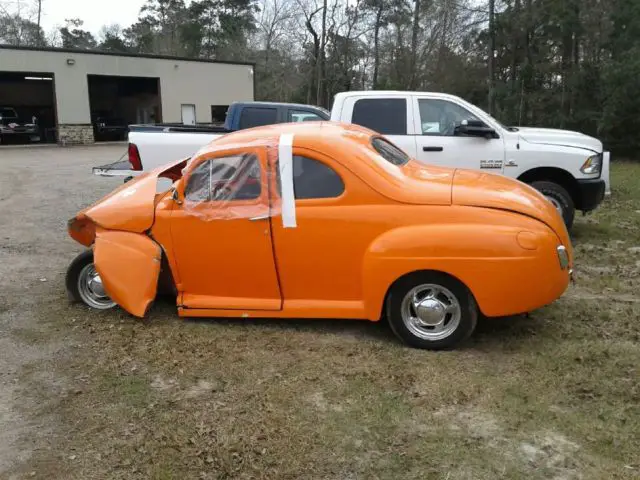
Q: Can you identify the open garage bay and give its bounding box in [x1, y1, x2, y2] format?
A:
[87, 75, 161, 142]
[0, 146, 639, 479]
[0, 72, 57, 144]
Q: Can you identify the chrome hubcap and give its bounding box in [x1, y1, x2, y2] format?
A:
[401, 284, 461, 341]
[545, 195, 563, 215]
[77, 263, 116, 310]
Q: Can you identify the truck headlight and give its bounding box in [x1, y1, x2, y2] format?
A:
[580, 154, 602, 175]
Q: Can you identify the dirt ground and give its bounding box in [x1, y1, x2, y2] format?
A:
[0, 146, 638, 480]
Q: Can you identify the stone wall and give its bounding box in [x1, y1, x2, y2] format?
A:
[58, 124, 94, 145]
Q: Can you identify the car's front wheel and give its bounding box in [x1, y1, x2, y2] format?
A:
[386, 272, 478, 350]
[66, 250, 117, 310]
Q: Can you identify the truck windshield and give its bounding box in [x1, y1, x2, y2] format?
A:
[485, 112, 518, 132]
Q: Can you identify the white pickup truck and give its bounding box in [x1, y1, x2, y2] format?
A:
[97, 91, 610, 229]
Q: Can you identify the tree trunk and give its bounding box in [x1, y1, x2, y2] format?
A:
[488, 0, 496, 115]
[409, 0, 420, 89]
[316, 0, 327, 106]
[571, 1, 580, 119]
[522, 0, 533, 125]
[37, 0, 43, 45]
[306, 19, 320, 105]
[510, 0, 521, 121]
[434, 2, 449, 84]
[373, 6, 382, 89]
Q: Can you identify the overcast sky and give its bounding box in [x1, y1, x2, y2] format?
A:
[39, 0, 146, 35]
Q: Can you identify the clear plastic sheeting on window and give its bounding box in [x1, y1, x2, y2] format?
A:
[181, 153, 268, 221]
[179, 135, 297, 226]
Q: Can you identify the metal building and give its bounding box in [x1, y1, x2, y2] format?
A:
[0, 46, 255, 145]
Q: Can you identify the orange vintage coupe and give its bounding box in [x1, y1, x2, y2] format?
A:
[66, 122, 572, 349]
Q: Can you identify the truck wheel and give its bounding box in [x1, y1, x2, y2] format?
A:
[386, 272, 478, 350]
[66, 250, 117, 310]
[530, 181, 575, 229]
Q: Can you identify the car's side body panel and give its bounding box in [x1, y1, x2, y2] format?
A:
[93, 229, 162, 317]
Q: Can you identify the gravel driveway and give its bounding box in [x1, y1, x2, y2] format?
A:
[0, 145, 124, 476]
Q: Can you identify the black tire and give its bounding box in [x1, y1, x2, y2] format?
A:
[386, 271, 478, 350]
[65, 250, 116, 309]
[530, 180, 575, 230]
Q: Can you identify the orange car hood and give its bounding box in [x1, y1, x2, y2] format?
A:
[452, 169, 571, 245]
[80, 159, 185, 233]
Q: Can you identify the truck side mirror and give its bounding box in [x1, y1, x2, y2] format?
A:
[455, 120, 498, 139]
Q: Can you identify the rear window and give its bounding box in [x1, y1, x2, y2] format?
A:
[371, 137, 410, 166]
[239, 107, 278, 129]
[352, 98, 407, 135]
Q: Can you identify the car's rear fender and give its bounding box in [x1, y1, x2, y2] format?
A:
[362, 214, 563, 319]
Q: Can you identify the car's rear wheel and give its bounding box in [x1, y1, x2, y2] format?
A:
[66, 250, 117, 310]
[386, 272, 478, 350]
[530, 180, 575, 230]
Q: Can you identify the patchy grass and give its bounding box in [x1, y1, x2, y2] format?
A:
[10, 162, 640, 479]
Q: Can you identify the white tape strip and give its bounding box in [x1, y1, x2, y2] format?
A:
[278, 133, 297, 228]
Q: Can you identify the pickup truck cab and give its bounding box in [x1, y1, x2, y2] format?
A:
[330, 91, 609, 228]
[94, 101, 330, 178]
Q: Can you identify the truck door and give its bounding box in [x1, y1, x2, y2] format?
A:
[343, 96, 417, 158]
[411, 95, 506, 173]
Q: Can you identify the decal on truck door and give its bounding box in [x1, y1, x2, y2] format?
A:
[480, 160, 503, 169]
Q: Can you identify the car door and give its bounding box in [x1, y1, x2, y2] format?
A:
[169, 147, 282, 310]
[411, 95, 506, 173]
[344, 95, 418, 157]
[268, 147, 388, 319]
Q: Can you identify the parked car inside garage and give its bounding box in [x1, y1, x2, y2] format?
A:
[0, 107, 40, 144]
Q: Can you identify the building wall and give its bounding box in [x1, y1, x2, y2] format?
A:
[0, 47, 254, 143]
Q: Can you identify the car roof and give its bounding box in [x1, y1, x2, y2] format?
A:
[189, 120, 455, 208]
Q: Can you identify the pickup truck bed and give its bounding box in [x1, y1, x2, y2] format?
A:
[94, 101, 330, 178]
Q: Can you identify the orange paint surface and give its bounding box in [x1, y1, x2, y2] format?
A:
[93, 229, 162, 317]
[70, 122, 572, 319]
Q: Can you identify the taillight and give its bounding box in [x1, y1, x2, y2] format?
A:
[128, 143, 142, 171]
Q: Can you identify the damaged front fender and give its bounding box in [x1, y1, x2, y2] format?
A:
[74, 157, 188, 234]
[93, 229, 162, 317]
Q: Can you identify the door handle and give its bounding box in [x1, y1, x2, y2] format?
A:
[422, 146, 444, 152]
[249, 214, 270, 221]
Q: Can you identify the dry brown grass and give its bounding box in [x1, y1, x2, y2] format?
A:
[10, 163, 640, 480]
